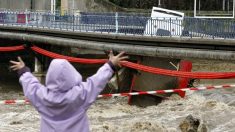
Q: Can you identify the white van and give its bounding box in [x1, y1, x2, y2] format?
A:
[144, 7, 185, 36]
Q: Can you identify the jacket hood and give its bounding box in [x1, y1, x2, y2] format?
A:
[46, 59, 82, 92]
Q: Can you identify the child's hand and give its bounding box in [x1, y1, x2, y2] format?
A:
[109, 51, 129, 67]
[10, 56, 25, 71]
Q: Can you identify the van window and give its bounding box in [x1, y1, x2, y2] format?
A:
[153, 10, 183, 17]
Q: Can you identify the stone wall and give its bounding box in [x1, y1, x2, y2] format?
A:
[0, 0, 31, 10]
[33, 0, 51, 11]
[0, 0, 123, 12]
[62, 0, 124, 12]
[0, 0, 51, 11]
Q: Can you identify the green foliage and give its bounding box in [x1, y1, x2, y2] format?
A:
[108, 0, 232, 11]
[56, 0, 61, 10]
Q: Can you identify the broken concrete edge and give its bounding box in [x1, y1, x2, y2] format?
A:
[1, 31, 235, 61]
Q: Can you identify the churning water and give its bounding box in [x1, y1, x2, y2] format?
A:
[0, 60, 235, 132]
[0, 89, 235, 132]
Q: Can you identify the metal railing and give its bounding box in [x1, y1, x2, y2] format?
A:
[0, 10, 235, 39]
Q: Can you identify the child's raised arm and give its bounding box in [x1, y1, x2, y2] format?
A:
[10, 57, 45, 108]
[78, 51, 128, 109]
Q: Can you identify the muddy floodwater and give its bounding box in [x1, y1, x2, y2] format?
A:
[1, 60, 235, 132]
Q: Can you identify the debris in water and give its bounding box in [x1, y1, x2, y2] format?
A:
[10, 121, 23, 125]
[179, 115, 207, 132]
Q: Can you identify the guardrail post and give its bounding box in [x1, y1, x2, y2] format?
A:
[25, 9, 28, 26]
[115, 12, 118, 34]
[212, 19, 215, 39]
[170, 17, 172, 37]
[73, 14, 74, 31]
[151, 18, 153, 37]
[60, 15, 62, 30]
[37, 13, 39, 27]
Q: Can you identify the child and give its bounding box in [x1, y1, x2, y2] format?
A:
[10, 51, 128, 132]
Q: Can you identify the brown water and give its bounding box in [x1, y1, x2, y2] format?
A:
[0, 60, 235, 132]
[0, 89, 235, 132]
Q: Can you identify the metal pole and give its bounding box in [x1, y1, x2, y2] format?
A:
[34, 57, 40, 73]
[73, 0, 75, 31]
[50, 0, 56, 14]
[194, 0, 197, 17]
[54, 0, 56, 14]
[223, 0, 225, 11]
[158, 0, 161, 7]
[233, 0, 235, 18]
[51, 0, 53, 14]
[73, 0, 74, 15]
[199, 0, 200, 14]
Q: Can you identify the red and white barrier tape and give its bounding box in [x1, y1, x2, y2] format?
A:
[1, 84, 234, 105]
[97, 84, 235, 98]
[0, 99, 30, 105]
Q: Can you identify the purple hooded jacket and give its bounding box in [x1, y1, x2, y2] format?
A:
[19, 59, 114, 132]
